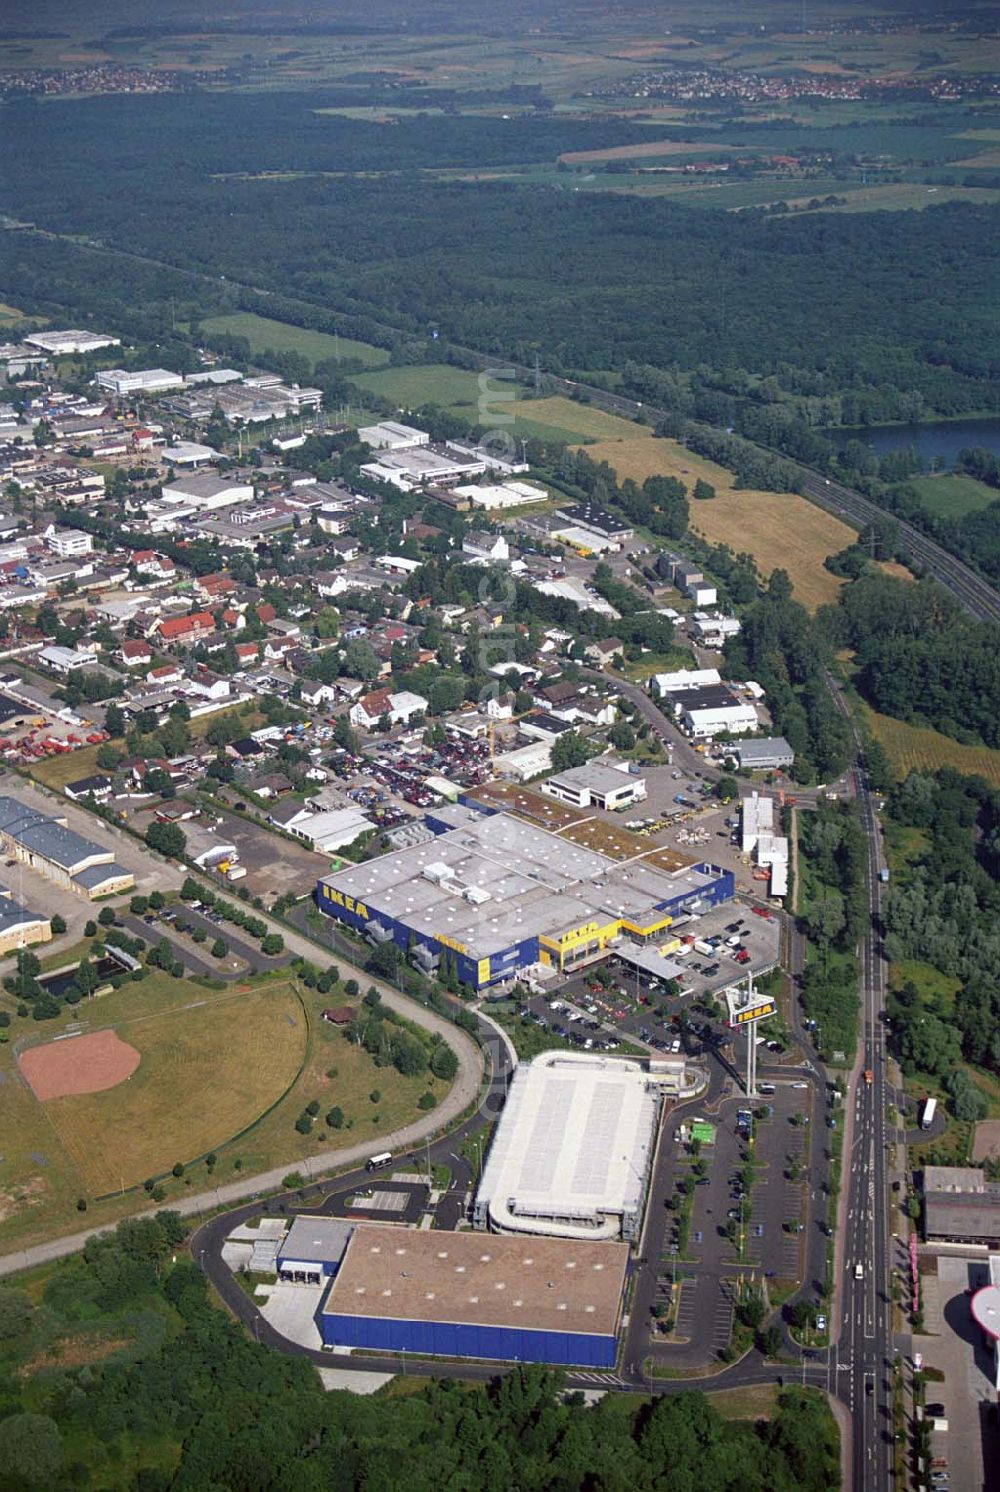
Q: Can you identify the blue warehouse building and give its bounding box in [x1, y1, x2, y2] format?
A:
[316, 803, 734, 991]
[315, 1222, 629, 1368]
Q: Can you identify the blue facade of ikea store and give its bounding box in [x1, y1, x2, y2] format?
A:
[319, 1311, 617, 1367]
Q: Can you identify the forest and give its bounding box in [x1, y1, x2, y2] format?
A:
[820, 574, 1000, 749]
[1, 91, 999, 415]
[0, 1214, 840, 1491]
[883, 769, 1000, 1099]
[723, 572, 852, 784]
[797, 797, 868, 1062]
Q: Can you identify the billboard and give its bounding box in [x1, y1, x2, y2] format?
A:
[728, 999, 776, 1028]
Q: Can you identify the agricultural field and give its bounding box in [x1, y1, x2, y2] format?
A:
[580, 434, 855, 610]
[199, 312, 389, 369]
[864, 705, 1000, 789]
[903, 472, 1000, 519]
[506, 395, 645, 445]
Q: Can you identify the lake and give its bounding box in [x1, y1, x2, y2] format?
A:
[827, 415, 1000, 468]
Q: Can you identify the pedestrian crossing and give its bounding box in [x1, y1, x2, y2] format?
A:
[571, 1371, 628, 1388]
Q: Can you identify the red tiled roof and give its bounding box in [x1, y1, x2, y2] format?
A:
[157, 610, 215, 640]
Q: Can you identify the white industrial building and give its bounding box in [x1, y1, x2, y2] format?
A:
[678, 688, 758, 739]
[651, 667, 721, 697]
[473, 1051, 664, 1241]
[689, 612, 741, 648]
[535, 577, 619, 619]
[542, 760, 645, 812]
[741, 792, 788, 897]
[455, 480, 546, 510]
[741, 791, 774, 854]
[44, 526, 93, 558]
[161, 473, 254, 510]
[24, 330, 120, 356]
[95, 368, 185, 396]
[358, 421, 430, 451]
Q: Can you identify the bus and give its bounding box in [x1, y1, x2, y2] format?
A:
[366, 1152, 393, 1173]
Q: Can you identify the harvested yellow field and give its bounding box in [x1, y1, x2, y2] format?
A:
[512, 396, 642, 441]
[580, 435, 855, 610]
[865, 706, 1000, 788]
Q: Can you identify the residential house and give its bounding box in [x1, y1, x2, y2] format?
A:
[118, 639, 153, 669]
[155, 611, 216, 645]
[349, 687, 428, 730]
[585, 637, 624, 666]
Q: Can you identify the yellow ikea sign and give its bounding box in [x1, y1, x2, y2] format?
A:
[437, 932, 469, 956]
[731, 1001, 776, 1026]
[323, 887, 369, 920]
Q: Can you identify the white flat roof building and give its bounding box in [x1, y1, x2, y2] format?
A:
[24, 330, 120, 355]
[652, 667, 721, 696]
[455, 480, 546, 510]
[95, 368, 184, 396]
[542, 760, 645, 812]
[161, 474, 253, 509]
[535, 577, 619, 618]
[741, 791, 773, 855]
[358, 421, 429, 451]
[682, 701, 758, 738]
[474, 1051, 664, 1241]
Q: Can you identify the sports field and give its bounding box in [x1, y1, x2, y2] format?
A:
[34, 984, 307, 1194]
[199, 312, 389, 369]
[580, 435, 855, 610]
[864, 705, 1000, 788]
[0, 965, 452, 1249]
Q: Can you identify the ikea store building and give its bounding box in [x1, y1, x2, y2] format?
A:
[316, 802, 733, 991]
[301, 1220, 629, 1367]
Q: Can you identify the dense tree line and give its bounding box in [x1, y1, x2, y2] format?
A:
[821, 574, 1000, 747]
[797, 797, 868, 1061]
[0, 1213, 840, 1490]
[883, 769, 1000, 1083]
[723, 572, 851, 783]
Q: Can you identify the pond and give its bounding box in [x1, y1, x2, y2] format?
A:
[826, 415, 1000, 468]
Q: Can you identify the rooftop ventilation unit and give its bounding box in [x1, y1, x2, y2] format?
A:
[464, 885, 491, 905]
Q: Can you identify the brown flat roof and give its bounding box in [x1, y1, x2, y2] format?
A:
[321, 1224, 628, 1337]
[469, 782, 586, 832]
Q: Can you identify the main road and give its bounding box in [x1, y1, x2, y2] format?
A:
[829, 678, 895, 1492]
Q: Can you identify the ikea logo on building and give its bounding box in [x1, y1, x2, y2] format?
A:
[323, 886, 369, 920]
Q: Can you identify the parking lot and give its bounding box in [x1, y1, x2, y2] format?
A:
[654, 1078, 814, 1359]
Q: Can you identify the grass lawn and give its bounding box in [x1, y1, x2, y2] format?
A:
[890, 959, 960, 1012]
[35, 981, 307, 1194]
[348, 362, 521, 414]
[28, 742, 105, 790]
[200, 311, 389, 369]
[0, 301, 27, 322]
[580, 435, 855, 611]
[864, 704, 1000, 788]
[503, 395, 645, 445]
[903, 473, 1000, 519]
[0, 972, 452, 1251]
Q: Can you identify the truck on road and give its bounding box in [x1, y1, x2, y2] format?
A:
[921, 1097, 937, 1131]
